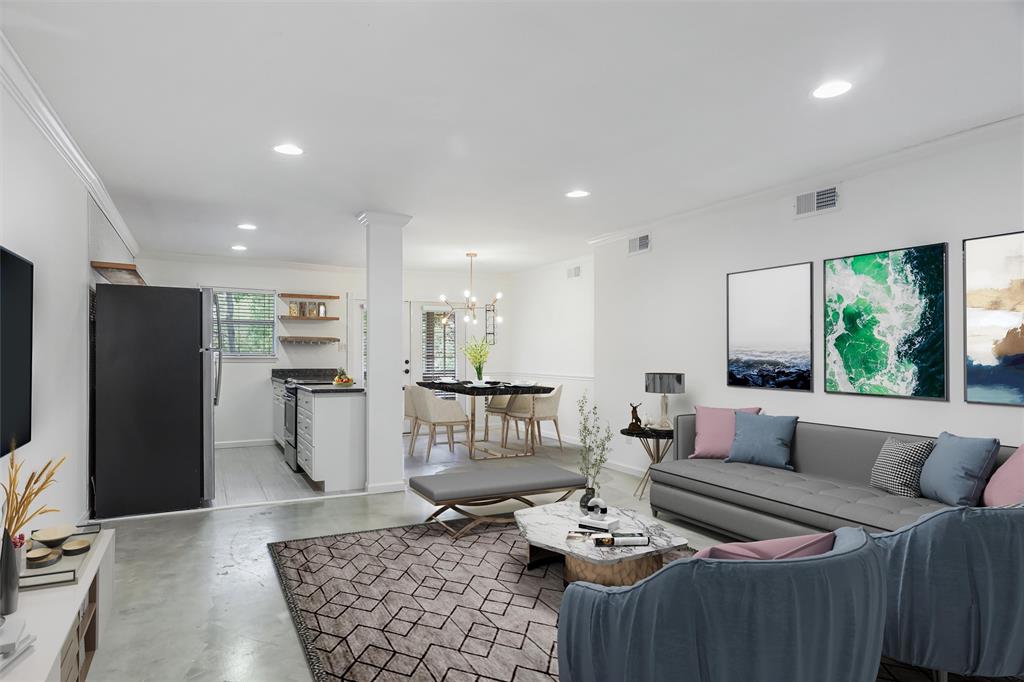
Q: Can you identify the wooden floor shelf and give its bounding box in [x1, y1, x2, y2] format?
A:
[278, 315, 340, 321]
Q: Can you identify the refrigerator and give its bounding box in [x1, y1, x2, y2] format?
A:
[92, 284, 220, 517]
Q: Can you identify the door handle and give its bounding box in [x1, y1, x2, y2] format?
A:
[403, 369, 410, 374]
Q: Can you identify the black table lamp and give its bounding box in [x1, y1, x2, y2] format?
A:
[645, 372, 685, 428]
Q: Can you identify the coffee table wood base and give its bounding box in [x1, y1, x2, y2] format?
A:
[564, 553, 663, 587]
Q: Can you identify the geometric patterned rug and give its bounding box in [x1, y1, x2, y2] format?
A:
[268, 521, 1021, 682]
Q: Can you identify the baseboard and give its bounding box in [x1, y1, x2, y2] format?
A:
[216, 439, 276, 449]
[366, 481, 406, 495]
[604, 459, 647, 477]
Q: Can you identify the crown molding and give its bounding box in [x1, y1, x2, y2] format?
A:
[0, 31, 139, 257]
[587, 113, 1024, 247]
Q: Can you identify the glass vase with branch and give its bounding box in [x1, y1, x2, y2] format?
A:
[577, 393, 612, 510]
[462, 337, 490, 381]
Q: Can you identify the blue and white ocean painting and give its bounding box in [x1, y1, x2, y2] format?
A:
[727, 263, 813, 391]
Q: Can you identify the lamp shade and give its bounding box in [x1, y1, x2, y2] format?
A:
[645, 372, 685, 394]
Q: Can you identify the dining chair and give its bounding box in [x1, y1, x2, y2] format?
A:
[408, 385, 473, 460]
[533, 385, 563, 450]
[503, 394, 536, 452]
[483, 394, 510, 442]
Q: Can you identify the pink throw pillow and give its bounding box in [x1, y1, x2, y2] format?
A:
[691, 406, 762, 459]
[983, 445, 1024, 507]
[694, 532, 836, 560]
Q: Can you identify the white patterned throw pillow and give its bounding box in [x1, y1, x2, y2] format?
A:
[870, 437, 936, 498]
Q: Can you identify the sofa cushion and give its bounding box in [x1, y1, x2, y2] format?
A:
[726, 413, 797, 470]
[693, 532, 835, 560]
[692, 406, 762, 459]
[870, 437, 935, 498]
[649, 459, 948, 532]
[983, 445, 1024, 507]
[919, 432, 1000, 506]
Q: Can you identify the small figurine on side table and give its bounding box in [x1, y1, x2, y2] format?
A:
[627, 402, 644, 433]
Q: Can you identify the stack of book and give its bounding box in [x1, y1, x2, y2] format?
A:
[0, 615, 35, 672]
[566, 517, 651, 547]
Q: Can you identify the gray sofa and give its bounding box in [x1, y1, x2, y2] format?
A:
[649, 414, 1016, 540]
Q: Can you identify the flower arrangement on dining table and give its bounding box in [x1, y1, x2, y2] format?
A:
[462, 337, 490, 381]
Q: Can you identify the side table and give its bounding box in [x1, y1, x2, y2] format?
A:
[620, 426, 674, 498]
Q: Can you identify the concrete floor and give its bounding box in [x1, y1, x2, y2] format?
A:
[89, 441, 719, 681]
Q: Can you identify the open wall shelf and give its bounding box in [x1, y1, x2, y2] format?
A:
[91, 261, 146, 286]
[279, 335, 341, 345]
[278, 293, 340, 300]
[278, 315, 340, 321]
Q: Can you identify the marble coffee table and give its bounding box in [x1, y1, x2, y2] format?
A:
[514, 500, 689, 586]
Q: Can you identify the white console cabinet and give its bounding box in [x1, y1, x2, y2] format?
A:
[295, 387, 366, 491]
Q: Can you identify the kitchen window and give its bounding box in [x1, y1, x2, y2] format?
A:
[212, 288, 277, 359]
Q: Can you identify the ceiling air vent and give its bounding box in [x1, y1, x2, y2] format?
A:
[794, 185, 840, 218]
[566, 264, 582, 279]
[628, 234, 651, 255]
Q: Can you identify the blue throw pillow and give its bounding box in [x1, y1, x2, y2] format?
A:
[725, 413, 798, 470]
[919, 431, 1000, 506]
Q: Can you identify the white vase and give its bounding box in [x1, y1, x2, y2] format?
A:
[16, 545, 25, 575]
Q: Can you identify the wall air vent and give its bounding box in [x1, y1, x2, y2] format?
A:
[628, 234, 651, 255]
[566, 265, 582, 279]
[794, 185, 840, 218]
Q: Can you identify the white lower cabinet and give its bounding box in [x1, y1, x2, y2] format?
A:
[294, 388, 366, 491]
[272, 380, 285, 446]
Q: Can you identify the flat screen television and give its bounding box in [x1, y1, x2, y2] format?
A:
[1, 247, 32, 456]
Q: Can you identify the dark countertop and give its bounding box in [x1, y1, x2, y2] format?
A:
[417, 381, 553, 397]
[271, 368, 338, 382]
[296, 385, 365, 394]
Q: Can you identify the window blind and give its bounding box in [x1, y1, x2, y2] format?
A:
[212, 289, 276, 358]
[422, 309, 456, 398]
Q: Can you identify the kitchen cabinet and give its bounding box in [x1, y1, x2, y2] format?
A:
[272, 379, 285, 446]
[295, 387, 366, 491]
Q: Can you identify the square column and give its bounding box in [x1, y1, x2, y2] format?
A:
[359, 211, 411, 494]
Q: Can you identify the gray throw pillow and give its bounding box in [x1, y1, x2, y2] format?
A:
[919, 431, 1000, 506]
[725, 413, 798, 470]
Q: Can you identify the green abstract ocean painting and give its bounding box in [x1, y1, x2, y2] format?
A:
[824, 243, 947, 399]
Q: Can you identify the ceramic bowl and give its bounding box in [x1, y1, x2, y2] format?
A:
[32, 524, 77, 548]
[62, 538, 92, 556]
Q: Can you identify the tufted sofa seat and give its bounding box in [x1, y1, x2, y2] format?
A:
[649, 415, 1016, 540]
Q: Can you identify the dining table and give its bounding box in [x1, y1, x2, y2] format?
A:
[416, 380, 554, 459]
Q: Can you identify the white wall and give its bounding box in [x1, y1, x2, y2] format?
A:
[495, 255, 595, 443]
[595, 122, 1024, 475]
[0, 90, 92, 525]
[137, 255, 514, 446]
[88, 196, 134, 265]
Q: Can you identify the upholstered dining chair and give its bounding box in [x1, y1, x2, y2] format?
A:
[874, 505, 1024, 682]
[558, 526, 886, 682]
[483, 394, 510, 442]
[408, 385, 473, 460]
[503, 386, 563, 451]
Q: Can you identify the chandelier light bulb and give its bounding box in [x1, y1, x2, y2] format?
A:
[470, 296, 477, 303]
[472, 317, 478, 325]
[495, 292, 503, 300]
[463, 289, 471, 298]
[463, 314, 470, 323]
[440, 294, 447, 302]
[496, 316, 504, 324]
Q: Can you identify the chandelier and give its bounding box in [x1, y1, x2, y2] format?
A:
[440, 252, 503, 329]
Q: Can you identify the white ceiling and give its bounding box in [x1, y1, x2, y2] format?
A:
[1, 1, 1021, 272]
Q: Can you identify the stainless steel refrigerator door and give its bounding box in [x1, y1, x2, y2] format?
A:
[201, 287, 216, 505]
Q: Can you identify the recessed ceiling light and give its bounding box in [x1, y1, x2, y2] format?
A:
[565, 189, 590, 199]
[231, 245, 247, 251]
[812, 80, 852, 99]
[273, 143, 303, 155]
[237, 223, 257, 230]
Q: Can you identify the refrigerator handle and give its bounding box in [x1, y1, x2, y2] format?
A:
[213, 294, 224, 406]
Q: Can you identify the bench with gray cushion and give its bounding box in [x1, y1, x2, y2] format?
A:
[409, 462, 586, 538]
[649, 414, 1016, 540]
